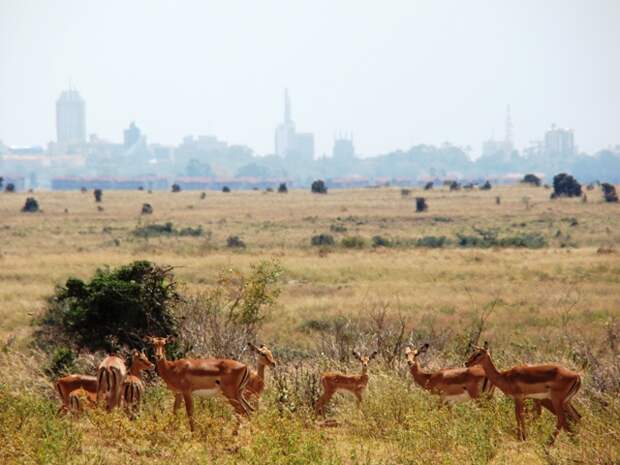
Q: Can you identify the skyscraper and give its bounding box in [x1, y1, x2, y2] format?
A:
[56, 88, 86, 147]
[274, 89, 314, 161]
[545, 124, 575, 156]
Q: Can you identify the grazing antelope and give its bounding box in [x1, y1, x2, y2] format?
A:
[96, 354, 127, 411]
[68, 387, 93, 414]
[56, 374, 98, 414]
[315, 350, 377, 416]
[122, 351, 154, 416]
[146, 336, 253, 432]
[466, 342, 581, 443]
[244, 342, 277, 403]
[405, 344, 494, 403]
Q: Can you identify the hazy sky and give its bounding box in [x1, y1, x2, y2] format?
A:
[1, 0, 618, 157]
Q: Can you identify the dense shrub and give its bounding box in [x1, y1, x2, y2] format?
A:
[415, 197, 428, 212]
[200, 191, 206, 199]
[141, 203, 153, 214]
[133, 222, 175, 237]
[21, 197, 39, 212]
[602, 183, 618, 203]
[552, 173, 582, 198]
[0, 176, 3, 189]
[171, 183, 181, 193]
[424, 181, 434, 190]
[179, 226, 203, 237]
[278, 183, 288, 193]
[310, 234, 334, 246]
[311, 180, 327, 194]
[480, 180, 492, 190]
[456, 229, 546, 249]
[341, 236, 366, 249]
[449, 181, 460, 191]
[46, 347, 76, 376]
[5, 182, 16, 192]
[94, 189, 102, 202]
[227, 235, 246, 248]
[522, 174, 541, 186]
[39, 261, 180, 352]
[222, 186, 231, 193]
[372, 235, 392, 247]
[330, 223, 347, 233]
[416, 235, 448, 248]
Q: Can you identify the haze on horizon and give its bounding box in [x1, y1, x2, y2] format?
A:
[1, 0, 618, 158]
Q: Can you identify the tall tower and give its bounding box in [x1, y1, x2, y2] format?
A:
[56, 87, 86, 147]
[275, 88, 296, 157]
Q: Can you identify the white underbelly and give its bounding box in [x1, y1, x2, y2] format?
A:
[193, 388, 219, 397]
[444, 392, 471, 403]
[526, 392, 551, 400]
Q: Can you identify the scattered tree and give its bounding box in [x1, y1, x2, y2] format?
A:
[171, 183, 181, 193]
[226, 235, 245, 248]
[278, 183, 288, 193]
[222, 186, 231, 193]
[80, 186, 87, 193]
[551, 173, 582, 198]
[311, 179, 327, 194]
[424, 182, 434, 190]
[94, 189, 102, 202]
[141, 203, 153, 214]
[495, 196, 501, 205]
[0, 176, 3, 189]
[311, 234, 335, 246]
[5, 182, 16, 193]
[21, 197, 39, 212]
[415, 197, 428, 212]
[480, 180, 492, 190]
[602, 183, 618, 203]
[522, 174, 541, 187]
[200, 192, 207, 199]
[449, 181, 460, 191]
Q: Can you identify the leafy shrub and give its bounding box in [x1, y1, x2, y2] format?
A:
[227, 235, 246, 248]
[449, 181, 460, 191]
[94, 189, 102, 202]
[456, 229, 546, 249]
[416, 235, 448, 248]
[522, 174, 541, 186]
[552, 173, 582, 198]
[200, 191, 206, 199]
[311, 179, 327, 194]
[222, 186, 231, 193]
[341, 236, 365, 249]
[5, 182, 16, 192]
[498, 234, 547, 248]
[133, 222, 175, 237]
[46, 347, 76, 376]
[171, 183, 181, 193]
[424, 181, 434, 190]
[278, 183, 288, 193]
[330, 223, 347, 233]
[310, 234, 334, 246]
[372, 235, 392, 247]
[179, 226, 203, 237]
[141, 203, 153, 214]
[415, 197, 428, 212]
[39, 261, 180, 352]
[602, 183, 618, 203]
[480, 180, 492, 190]
[21, 197, 39, 212]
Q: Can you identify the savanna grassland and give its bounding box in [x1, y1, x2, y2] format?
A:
[1, 184, 619, 465]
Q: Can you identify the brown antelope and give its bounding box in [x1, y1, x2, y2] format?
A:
[466, 342, 581, 442]
[96, 354, 127, 411]
[146, 336, 253, 432]
[244, 342, 277, 403]
[315, 350, 377, 416]
[68, 387, 94, 414]
[122, 351, 154, 416]
[405, 344, 494, 403]
[56, 374, 98, 413]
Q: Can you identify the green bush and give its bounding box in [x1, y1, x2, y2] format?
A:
[46, 347, 76, 376]
[178, 226, 203, 237]
[39, 260, 180, 352]
[456, 229, 546, 249]
[311, 234, 334, 246]
[341, 236, 365, 249]
[133, 222, 175, 237]
[372, 235, 392, 247]
[416, 235, 449, 248]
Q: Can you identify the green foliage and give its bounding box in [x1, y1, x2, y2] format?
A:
[311, 179, 327, 194]
[371, 235, 392, 247]
[522, 173, 541, 186]
[330, 223, 347, 233]
[311, 234, 334, 246]
[21, 197, 39, 213]
[227, 235, 246, 248]
[456, 229, 547, 249]
[278, 183, 288, 193]
[341, 236, 365, 249]
[133, 222, 203, 238]
[46, 347, 75, 376]
[602, 183, 618, 202]
[552, 173, 582, 198]
[40, 261, 180, 352]
[416, 235, 449, 248]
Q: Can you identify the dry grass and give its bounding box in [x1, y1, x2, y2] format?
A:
[1, 185, 619, 464]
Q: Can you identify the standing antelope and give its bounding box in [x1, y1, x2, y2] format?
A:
[122, 351, 154, 416]
[55, 374, 98, 414]
[315, 350, 377, 416]
[405, 344, 494, 403]
[466, 342, 581, 443]
[146, 336, 253, 432]
[244, 342, 277, 403]
[97, 354, 127, 411]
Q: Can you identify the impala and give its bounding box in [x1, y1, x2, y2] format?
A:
[97, 354, 127, 411]
[122, 351, 154, 416]
[405, 343, 494, 403]
[146, 336, 253, 432]
[315, 350, 377, 416]
[68, 387, 93, 414]
[466, 342, 581, 442]
[56, 374, 98, 413]
[244, 342, 277, 402]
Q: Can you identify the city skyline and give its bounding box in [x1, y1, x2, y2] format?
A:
[1, 1, 619, 157]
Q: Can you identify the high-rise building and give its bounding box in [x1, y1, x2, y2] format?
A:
[274, 89, 314, 161]
[545, 124, 575, 156]
[56, 88, 86, 147]
[123, 122, 141, 148]
[332, 135, 355, 161]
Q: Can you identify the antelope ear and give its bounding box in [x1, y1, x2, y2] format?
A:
[352, 350, 361, 360]
[369, 351, 378, 360]
[419, 343, 429, 353]
[247, 342, 259, 352]
[483, 341, 489, 350]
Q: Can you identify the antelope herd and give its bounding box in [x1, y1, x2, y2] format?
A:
[54, 338, 582, 444]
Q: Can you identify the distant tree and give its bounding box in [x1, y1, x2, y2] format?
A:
[94, 189, 102, 202]
[222, 186, 231, 193]
[415, 197, 428, 212]
[80, 187, 87, 193]
[278, 183, 288, 193]
[141, 203, 154, 214]
[171, 183, 181, 193]
[200, 192, 207, 199]
[5, 182, 16, 193]
[480, 180, 492, 190]
[602, 183, 618, 203]
[21, 197, 39, 212]
[522, 174, 541, 187]
[138, 186, 144, 191]
[551, 173, 582, 198]
[311, 179, 327, 194]
[0, 176, 4, 189]
[424, 182, 433, 191]
[226, 235, 245, 248]
[449, 181, 460, 191]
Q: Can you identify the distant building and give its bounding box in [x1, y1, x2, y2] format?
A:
[274, 89, 314, 161]
[123, 122, 141, 148]
[481, 105, 513, 160]
[56, 88, 86, 147]
[332, 136, 355, 161]
[545, 124, 575, 156]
